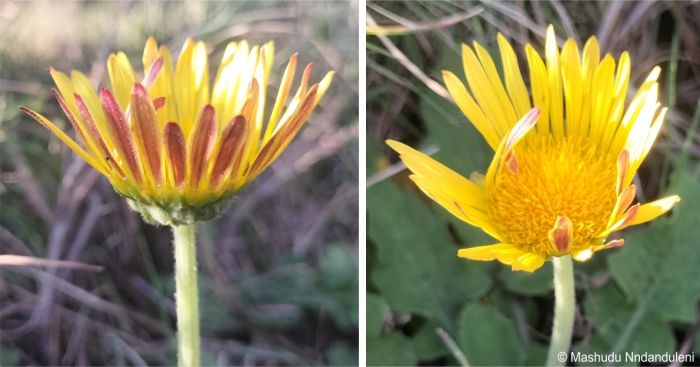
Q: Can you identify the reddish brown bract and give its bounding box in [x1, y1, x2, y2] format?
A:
[188, 105, 217, 189]
[100, 88, 143, 184]
[165, 123, 186, 186]
[131, 83, 163, 184]
[210, 116, 247, 187]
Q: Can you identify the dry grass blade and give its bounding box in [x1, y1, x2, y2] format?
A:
[367, 13, 449, 99]
[0, 255, 103, 272]
[366, 5, 484, 36]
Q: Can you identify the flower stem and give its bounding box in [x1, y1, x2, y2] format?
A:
[546, 255, 575, 367]
[172, 224, 200, 367]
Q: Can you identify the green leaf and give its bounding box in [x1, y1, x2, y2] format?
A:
[420, 90, 495, 245]
[458, 303, 526, 366]
[367, 332, 418, 367]
[499, 261, 553, 296]
[366, 293, 389, 339]
[411, 321, 447, 361]
[368, 181, 492, 330]
[420, 89, 491, 183]
[327, 342, 358, 366]
[578, 283, 675, 361]
[608, 168, 700, 323]
[0, 345, 20, 367]
[524, 342, 549, 366]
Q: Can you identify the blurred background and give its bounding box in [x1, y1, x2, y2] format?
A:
[367, 1, 699, 366]
[0, 1, 358, 366]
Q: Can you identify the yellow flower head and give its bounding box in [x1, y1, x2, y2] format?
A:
[388, 25, 680, 272]
[22, 37, 334, 225]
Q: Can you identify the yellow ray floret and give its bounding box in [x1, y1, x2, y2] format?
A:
[388, 25, 679, 272]
[22, 36, 334, 225]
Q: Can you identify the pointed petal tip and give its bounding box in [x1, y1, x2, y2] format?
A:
[457, 247, 495, 261]
[605, 239, 625, 249]
[385, 139, 404, 152]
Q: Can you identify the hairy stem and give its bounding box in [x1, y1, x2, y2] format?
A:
[173, 224, 200, 367]
[546, 255, 575, 366]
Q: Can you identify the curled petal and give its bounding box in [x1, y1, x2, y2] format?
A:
[604, 238, 625, 249]
[505, 151, 518, 173]
[608, 184, 636, 228]
[616, 149, 629, 195]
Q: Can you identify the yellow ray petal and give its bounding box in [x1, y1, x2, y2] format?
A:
[248, 85, 319, 178]
[174, 39, 209, 135]
[462, 43, 510, 138]
[525, 44, 550, 139]
[545, 25, 564, 139]
[572, 247, 594, 262]
[610, 67, 661, 154]
[313, 71, 335, 108]
[20, 107, 109, 176]
[560, 39, 583, 137]
[410, 174, 502, 240]
[107, 52, 137, 110]
[485, 108, 540, 185]
[70, 71, 115, 148]
[472, 41, 517, 126]
[626, 195, 681, 227]
[442, 70, 500, 149]
[212, 41, 241, 127]
[264, 53, 297, 144]
[458, 243, 524, 263]
[387, 140, 487, 209]
[589, 54, 615, 145]
[497, 33, 531, 118]
[626, 107, 667, 184]
[579, 36, 600, 135]
[603, 51, 631, 146]
[50, 68, 78, 116]
[607, 184, 636, 228]
[512, 253, 546, 272]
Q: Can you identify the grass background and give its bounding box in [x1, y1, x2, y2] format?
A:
[0, 1, 358, 366]
[366, 1, 700, 366]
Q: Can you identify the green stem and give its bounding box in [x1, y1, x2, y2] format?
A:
[172, 224, 200, 367]
[545, 255, 575, 367]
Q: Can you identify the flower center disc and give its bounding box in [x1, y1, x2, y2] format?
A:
[486, 135, 618, 255]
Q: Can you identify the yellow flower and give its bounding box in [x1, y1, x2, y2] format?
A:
[22, 37, 334, 225]
[388, 25, 680, 272]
